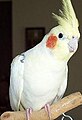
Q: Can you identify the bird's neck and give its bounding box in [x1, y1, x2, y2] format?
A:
[39, 42, 68, 70]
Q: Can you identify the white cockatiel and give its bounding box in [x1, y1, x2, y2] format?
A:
[9, 0, 80, 119]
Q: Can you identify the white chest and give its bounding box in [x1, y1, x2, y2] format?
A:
[23, 55, 67, 96]
[21, 50, 68, 110]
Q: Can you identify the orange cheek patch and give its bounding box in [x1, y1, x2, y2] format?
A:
[46, 35, 58, 48]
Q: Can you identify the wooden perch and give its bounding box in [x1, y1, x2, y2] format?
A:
[0, 92, 82, 120]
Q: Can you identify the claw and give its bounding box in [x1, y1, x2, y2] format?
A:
[44, 104, 51, 120]
[26, 108, 33, 120]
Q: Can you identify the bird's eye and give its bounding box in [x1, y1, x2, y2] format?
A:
[58, 33, 63, 38]
[72, 36, 75, 39]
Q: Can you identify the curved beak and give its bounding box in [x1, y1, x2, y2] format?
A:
[68, 37, 79, 52]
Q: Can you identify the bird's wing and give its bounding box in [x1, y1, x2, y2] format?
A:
[9, 54, 25, 110]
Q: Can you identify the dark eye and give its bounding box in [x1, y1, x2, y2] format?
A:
[58, 33, 63, 38]
[72, 36, 75, 39]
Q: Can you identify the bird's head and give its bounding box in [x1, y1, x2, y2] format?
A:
[45, 0, 80, 61]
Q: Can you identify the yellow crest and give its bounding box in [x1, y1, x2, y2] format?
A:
[52, 0, 79, 29]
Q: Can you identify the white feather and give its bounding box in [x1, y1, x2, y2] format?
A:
[9, 55, 24, 110]
[10, 41, 68, 111]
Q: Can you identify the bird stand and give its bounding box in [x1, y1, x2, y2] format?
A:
[0, 92, 82, 120]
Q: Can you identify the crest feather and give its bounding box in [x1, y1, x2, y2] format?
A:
[52, 0, 79, 28]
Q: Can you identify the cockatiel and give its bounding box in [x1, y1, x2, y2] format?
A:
[9, 0, 80, 120]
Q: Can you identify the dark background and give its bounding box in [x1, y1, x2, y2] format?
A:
[0, 1, 12, 114]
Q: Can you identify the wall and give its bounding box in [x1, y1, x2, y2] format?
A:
[12, 0, 61, 57]
[12, 0, 82, 119]
[0, 0, 11, 2]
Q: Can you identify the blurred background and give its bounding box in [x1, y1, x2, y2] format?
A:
[0, 0, 82, 119]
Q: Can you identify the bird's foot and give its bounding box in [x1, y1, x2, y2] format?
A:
[44, 103, 51, 120]
[26, 108, 33, 120]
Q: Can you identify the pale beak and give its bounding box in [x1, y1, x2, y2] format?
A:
[68, 37, 78, 52]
